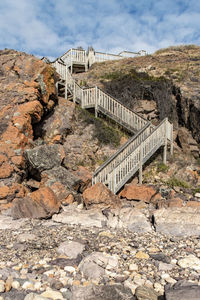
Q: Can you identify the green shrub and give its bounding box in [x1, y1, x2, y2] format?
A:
[166, 177, 190, 188]
[77, 106, 122, 147]
[157, 163, 169, 173]
[100, 71, 124, 80]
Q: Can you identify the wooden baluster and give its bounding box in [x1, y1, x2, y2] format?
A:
[170, 123, 173, 155]
[163, 120, 167, 164]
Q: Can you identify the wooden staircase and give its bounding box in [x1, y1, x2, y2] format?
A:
[51, 48, 173, 194]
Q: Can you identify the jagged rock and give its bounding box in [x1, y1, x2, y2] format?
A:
[83, 182, 121, 208]
[119, 184, 160, 203]
[41, 166, 81, 192]
[57, 241, 85, 259]
[135, 286, 158, 300]
[73, 166, 92, 192]
[37, 98, 75, 143]
[71, 284, 135, 300]
[25, 144, 65, 173]
[0, 214, 26, 229]
[78, 252, 118, 281]
[52, 205, 107, 228]
[0, 49, 57, 189]
[107, 207, 152, 233]
[177, 127, 200, 157]
[153, 208, 200, 236]
[11, 187, 60, 219]
[165, 281, 200, 300]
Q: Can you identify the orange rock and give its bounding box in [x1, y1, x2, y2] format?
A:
[0, 186, 10, 199]
[30, 187, 60, 212]
[186, 201, 200, 208]
[11, 155, 25, 168]
[119, 184, 157, 203]
[0, 202, 13, 211]
[168, 197, 183, 208]
[83, 182, 120, 208]
[62, 194, 74, 205]
[0, 154, 8, 165]
[74, 166, 92, 192]
[0, 163, 14, 179]
[11, 187, 60, 219]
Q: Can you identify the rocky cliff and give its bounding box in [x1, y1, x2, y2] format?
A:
[75, 45, 200, 156]
[0, 49, 125, 215]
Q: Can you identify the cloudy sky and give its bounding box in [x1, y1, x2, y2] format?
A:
[0, 0, 200, 60]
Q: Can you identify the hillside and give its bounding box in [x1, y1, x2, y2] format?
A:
[74, 45, 200, 148]
[0, 47, 200, 299]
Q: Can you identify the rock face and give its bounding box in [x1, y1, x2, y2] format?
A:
[76, 45, 200, 146]
[11, 187, 60, 219]
[0, 49, 57, 210]
[25, 144, 65, 174]
[83, 182, 121, 208]
[119, 184, 160, 203]
[153, 208, 200, 236]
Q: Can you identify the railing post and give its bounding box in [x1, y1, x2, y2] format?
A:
[95, 86, 98, 117]
[55, 82, 58, 96]
[170, 123, 173, 156]
[139, 143, 143, 185]
[73, 82, 76, 103]
[65, 67, 68, 99]
[163, 119, 167, 164]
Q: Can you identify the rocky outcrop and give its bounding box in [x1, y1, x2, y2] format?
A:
[83, 182, 121, 208]
[0, 49, 57, 210]
[10, 187, 60, 219]
[153, 207, 200, 236]
[119, 184, 161, 203]
[25, 144, 65, 175]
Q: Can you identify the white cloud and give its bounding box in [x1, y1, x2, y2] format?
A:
[0, 0, 199, 58]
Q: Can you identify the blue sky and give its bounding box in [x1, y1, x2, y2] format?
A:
[0, 0, 200, 60]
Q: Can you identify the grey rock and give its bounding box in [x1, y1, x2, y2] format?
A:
[24, 293, 48, 300]
[2, 290, 27, 300]
[18, 233, 36, 243]
[25, 144, 64, 173]
[150, 253, 170, 264]
[78, 252, 118, 281]
[165, 281, 200, 300]
[107, 208, 152, 233]
[0, 215, 26, 230]
[52, 206, 107, 228]
[42, 166, 81, 191]
[71, 284, 135, 300]
[135, 285, 158, 300]
[153, 208, 200, 236]
[57, 241, 85, 259]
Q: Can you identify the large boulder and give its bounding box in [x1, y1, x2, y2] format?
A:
[71, 284, 135, 300]
[25, 144, 65, 173]
[153, 208, 200, 236]
[119, 184, 160, 203]
[83, 182, 121, 208]
[165, 281, 200, 300]
[11, 187, 60, 219]
[41, 166, 81, 192]
[78, 252, 118, 281]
